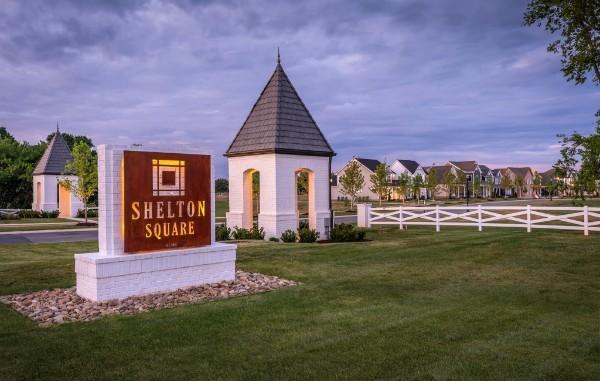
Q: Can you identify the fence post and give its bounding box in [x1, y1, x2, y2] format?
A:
[584, 205, 589, 236]
[435, 205, 440, 232]
[357, 203, 372, 228]
[478, 204, 482, 232]
[526, 205, 531, 233]
[399, 205, 403, 230]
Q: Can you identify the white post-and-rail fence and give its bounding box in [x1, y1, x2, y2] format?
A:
[356, 204, 600, 236]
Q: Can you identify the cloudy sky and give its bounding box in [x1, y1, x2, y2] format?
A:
[1, 0, 598, 176]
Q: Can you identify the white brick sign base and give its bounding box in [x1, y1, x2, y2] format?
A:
[75, 243, 236, 302]
[76, 145, 237, 302]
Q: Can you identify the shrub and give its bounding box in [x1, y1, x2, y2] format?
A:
[18, 209, 41, 218]
[280, 229, 296, 243]
[40, 210, 59, 218]
[297, 227, 319, 243]
[330, 223, 367, 242]
[76, 208, 98, 218]
[298, 220, 309, 230]
[250, 224, 265, 240]
[215, 224, 231, 241]
[232, 224, 264, 240]
[232, 227, 251, 240]
[268, 237, 280, 242]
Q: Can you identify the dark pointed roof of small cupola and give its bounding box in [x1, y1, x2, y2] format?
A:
[33, 125, 73, 175]
[225, 53, 335, 157]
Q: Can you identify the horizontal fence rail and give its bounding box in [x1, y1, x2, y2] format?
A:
[357, 204, 600, 235]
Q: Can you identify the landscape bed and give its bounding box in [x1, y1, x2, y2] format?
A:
[1, 227, 599, 380]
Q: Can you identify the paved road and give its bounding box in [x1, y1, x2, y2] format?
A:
[0, 230, 98, 244]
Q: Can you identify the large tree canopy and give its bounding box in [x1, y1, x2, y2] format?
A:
[524, 0, 600, 86]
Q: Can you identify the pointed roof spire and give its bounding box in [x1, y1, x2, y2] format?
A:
[277, 47, 281, 65]
[225, 57, 334, 157]
[33, 127, 73, 175]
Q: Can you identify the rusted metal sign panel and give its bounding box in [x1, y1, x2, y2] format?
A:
[122, 151, 211, 253]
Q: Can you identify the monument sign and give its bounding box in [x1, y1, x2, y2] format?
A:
[75, 145, 236, 302]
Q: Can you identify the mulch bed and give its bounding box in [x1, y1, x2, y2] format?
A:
[0, 271, 298, 326]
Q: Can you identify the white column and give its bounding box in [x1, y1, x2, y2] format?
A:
[97, 145, 124, 256]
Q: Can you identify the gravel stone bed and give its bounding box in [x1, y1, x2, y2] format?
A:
[0, 271, 298, 326]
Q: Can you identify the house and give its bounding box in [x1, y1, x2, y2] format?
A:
[389, 159, 427, 199]
[500, 167, 537, 198]
[423, 165, 461, 199]
[491, 168, 505, 197]
[331, 157, 383, 201]
[478, 165, 494, 197]
[447, 161, 481, 197]
[32, 127, 83, 217]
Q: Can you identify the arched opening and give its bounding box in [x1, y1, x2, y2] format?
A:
[242, 169, 260, 229]
[295, 168, 315, 230]
[58, 184, 71, 217]
[35, 181, 41, 210]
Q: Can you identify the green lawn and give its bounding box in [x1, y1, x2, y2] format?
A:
[1, 228, 599, 380]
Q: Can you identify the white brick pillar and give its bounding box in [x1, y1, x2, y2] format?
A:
[97, 145, 125, 256]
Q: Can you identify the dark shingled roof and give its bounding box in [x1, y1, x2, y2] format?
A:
[355, 158, 381, 172]
[396, 159, 420, 174]
[225, 60, 334, 157]
[479, 165, 491, 175]
[33, 131, 73, 175]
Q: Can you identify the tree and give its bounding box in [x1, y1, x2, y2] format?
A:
[412, 174, 424, 204]
[0, 128, 47, 208]
[426, 168, 437, 201]
[555, 111, 600, 199]
[215, 178, 228, 193]
[58, 142, 97, 224]
[484, 176, 494, 198]
[252, 171, 260, 216]
[396, 173, 411, 203]
[514, 176, 525, 198]
[473, 175, 481, 198]
[296, 171, 308, 195]
[533, 173, 543, 197]
[338, 160, 365, 209]
[501, 176, 513, 198]
[443, 171, 456, 199]
[455, 171, 467, 198]
[369, 162, 390, 206]
[524, 1, 600, 86]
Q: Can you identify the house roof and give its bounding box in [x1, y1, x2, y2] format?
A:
[33, 130, 73, 175]
[355, 158, 381, 172]
[507, 167, 533, 178]
[448, 160, 478, 172]
[425, 165, 453, 184]
[395, 159, 420, 174]
[491, 168, 503, 176]
[540, 168, 555, 184]
[479, 165, 491, 175]
[224, 59, 334, 157]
